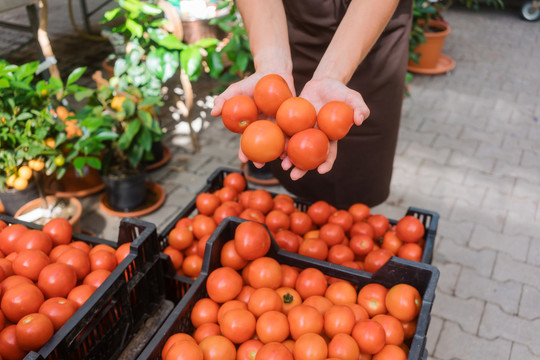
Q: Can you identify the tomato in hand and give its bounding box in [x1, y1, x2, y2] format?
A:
[396, 215, 425, 243]
[43, 218, 72, 246]
[241, 120, 285, 164]
[253, 74, 293, 117]
[15, 312, 54, 351]
[316, 101, 354, 141]
[286, 128, 329, 171]
[221, 95, 259, 133]
[275, 97, 317, 136]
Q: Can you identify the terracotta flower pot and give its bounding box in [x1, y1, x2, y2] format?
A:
[0, 181, 40, 216]
[14, 195, 83, 233]
[408, 20, 454, 74]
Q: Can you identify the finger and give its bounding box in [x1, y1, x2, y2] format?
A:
[317, 141, 338, 174]
[211, 96, 225, 117]
[238, 147, 249, 163]
[253, 161, 266, 168]
[290, 167, 307, 180]
[281, 157, 293, 171]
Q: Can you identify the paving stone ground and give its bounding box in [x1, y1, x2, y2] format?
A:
[1, 2, 539, 359]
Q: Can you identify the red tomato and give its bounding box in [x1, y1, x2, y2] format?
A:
[15, 312, 54, 351]
[219, 308, 256, 344]
[248, 189, 274, 215]
[162, 333, 197, 359]
[385, 284, 422, 322]
[325, 281, 357, 305]
[279, 264, 299, 288]
[381, 232, 403, 255]
[327, 333, 360, 360]
[57, 247, 91, 282]
[193, 322, 221, 344]
[0, 258, 14, 278]
[289, 212, 313, 236]
[69, 241, 91, 254]
[349, 234, 374, 256]
[264, 210, 290, 233]
[197, 235, 211, 257]
[327, 210, 354, 233]
[295, 268, 327, 300]
[182, 254, 203, 278]
[306, 200, 333, 226]
[236, 339, 263, 360]
[357, 283, 388, 318]
[191, 298, 219, 328]
[253, 74, 293, 117]
[349, 222, 375, 239]
[217, 300, 247, 324]
[272, 197, 296, 215]
[67, 284, 96, 308]
[298, 238, 328, 261]
[372, 314, 405, 346]
[168, 226, 195, 251]
[234, 221, 271, 261]
[293, 332, 328, 360]
[0, 275, 33, 298]
[396, 215, 425, 243]
[15, 229, 52, 255]
[192, 214, 217, 240]
[273, 230, 301, 253]
[1, 283, 45, 323]
[223, 172, 247, 193]
[247, 288, 282, 317]
[83, 269, 111, 289]
[303, 295, 333, 316]
[235, 285, 255, 304]
[12, 249, 50, 281]
[221, 95, 259, 133]
[220, 240, 248, 270]
[287, 304, 324, 340]
[255, 341, 293, 360]
[175, 217, 193, 231]
[316, 101, 354, 140]
[364, 249, 393, 274]
[206, 267, 243, 303]
[275, 97, 317, 136]
[239, 208, 265, 224]
[366, 215, 390, 239]
[397, 242, 423, 262]
[0, 220, 6, 232]
[43, 218, 72, 246]
[319, 223, 345, 247]
[351, 319, 386, 355]
[198, 335, 236, 360]
[0, 325, 27, 360]
[37, 262, 78, 299]
[348, 203, 371, 223]
[372, 344, 407, 360]
[164, 246, 184, 270]
[115, 242, 131, 264]
[49, 244, 71, 262]
[0, 224, 27, 255]
[324, 304, 356, 338]
[247, 257, 282, 290]
[286, 128, 329, 171]
[213, 204, 239, 225]
[196, 193, 221, 216]
[165, 340, 203, 360]
[327, 244, 355, 265]
[346, 303, 370, 323]
[241, 120, 285, 163]
[275, 287, 302, 315]
[89, 250, 117, 272]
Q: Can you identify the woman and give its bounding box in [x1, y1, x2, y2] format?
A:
[211, 0, 413, 209]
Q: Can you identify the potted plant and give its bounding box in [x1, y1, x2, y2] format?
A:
[0, 60, 90, 226]
[408, 0, 503, 74]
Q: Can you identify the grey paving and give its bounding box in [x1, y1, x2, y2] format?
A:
[1, 2, 540, 360]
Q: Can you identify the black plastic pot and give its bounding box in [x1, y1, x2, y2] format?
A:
[147, 141, 164, 166]
[0, 181, 40, 216]
[102, 170, 147, 212]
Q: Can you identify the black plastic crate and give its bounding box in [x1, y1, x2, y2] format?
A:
[0, 214, 164, 360]
[158, 166, 439, 264]
[139, 217, 440, 360]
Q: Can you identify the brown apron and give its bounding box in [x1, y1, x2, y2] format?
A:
[270, 0, 413, 209]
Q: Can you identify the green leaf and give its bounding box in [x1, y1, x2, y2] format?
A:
[126, 18, 143, 38]
[118, 119, 141, 150]
[49, 76, 63, 90]
[207, 49, 224, 78]
[55, 166, 66, 180]
[74, 88, 94, 101]
[102, 7, 121, 22]
[141, 2, 162, 15]
[0, 79, 8, 88]
[66, 67, 86, 86]
[138, 109, 153, 128]
[196, 38, 220, 49]
[127, 143, 144, 168]
[139, 127, 152, 152]
[162, 51, 179, 82]
[156, 34, 185, 50]
[122, 98, 136, 117]
[180, 45, 202, 81]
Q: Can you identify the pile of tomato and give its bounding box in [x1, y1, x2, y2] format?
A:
[165, 171, 427, 280]
[160, 220, 422, 360]
[221, 74, 355, 171]
[0, 218, 130, 360]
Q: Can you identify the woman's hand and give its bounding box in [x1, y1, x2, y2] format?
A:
[280, 78, 370, 180]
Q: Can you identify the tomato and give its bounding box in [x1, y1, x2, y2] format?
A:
[275, 287, 302, 315]
[248, 189, 274, 215]
[223, 172, 247, 193]
[115, 242, 131, 265]
[357, 283, 388, 318]
[220, 240, 248, 270]
[193, 322, 221, 344]
[69, 241, 91, 254]
[195, 193, 221, 216]
[0, 224, 27, 255]
[315, 100, 353, 140]
[288, 304, 324, 340]
[324, 304, 355, 338]
[182, 254, 203, 278]
[0, 220, 6, 232]
[306, 201, 331, 226]
[381, 232, 403, 255]
[206, 267, 243, 303]
[43, 218, 72, 246]
[0, 325, 27, 360]
[162, 333, 197, 359]
[364, 249, 393, 274]
[328, 210, 354, 233]
[327, 244, 355, 265]
[175, 217, 193, 231]
[234, 221, 271, 261]
[67, 284, 95, 308]
[255, 341, 293, 360]
[274, 230, 300, 253]
[221, 95, 259, 134]
[199, 335, 236, 360]
[318, 223, 345, 247]
[247, 287, 282, 317]
[237, 339, 263, 360]
[163, 246, 184, 270]
[15, 312, 54, 351]
[12, 249, 50, 281]
[57, 247, 91, 282]
[247, 257, 282, 290]
[325, 281, 357, 305]
[239, 208, 266, 223]
[327, 333, 360, 360]
[289, 212, 313, 236]
[346, 303, 370, 323]
[191, 298, 219, 328]
[256, 310, 289, 343]
[372, 344, 407, 360]
[216, 186, 239, 203]
[264, 210, 290, 233]
[14, 229, 52, 255]
[168, 226, 194, 251]
[192, 214, 217, 240]
[298, 238, 328, 261]
[88, 244, 115, 256]
[349, 235, 374, 257]
[286, 128, 329, 171]
[0, 258, 14, 278]
[348, 203, 371, 223]
[279, 264, 299, 288]
[241, 120, 285, 163]
[197, 235, 211, 257]
[372, 314, 405, 346]
[401, 319, 417, 340]
[39, 297, 78, 331]
[236, 285, 255, 304]
[0, 275, 32, 298]
[213, 204, 238, 225]
[366, 215, 390, 239]
[397, 242, 423, 262]
[2, 283, 44, 323]
[37, 262, 77, 299]
[272, 198, 296, 215]
[295, 267, 327, 299]
[275, 97, 317, 136]
[396, 215, 425, 243]
[89, 250, 117, 272]
[217, 300, 247, 324]
[349, 222, 375, 239]
[253, 74, 293, 117]
[293, 332, 327, 360]
[352, 319, 386, 355]
[165, 340, 203, 360]
[385, 284, 422, 322]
